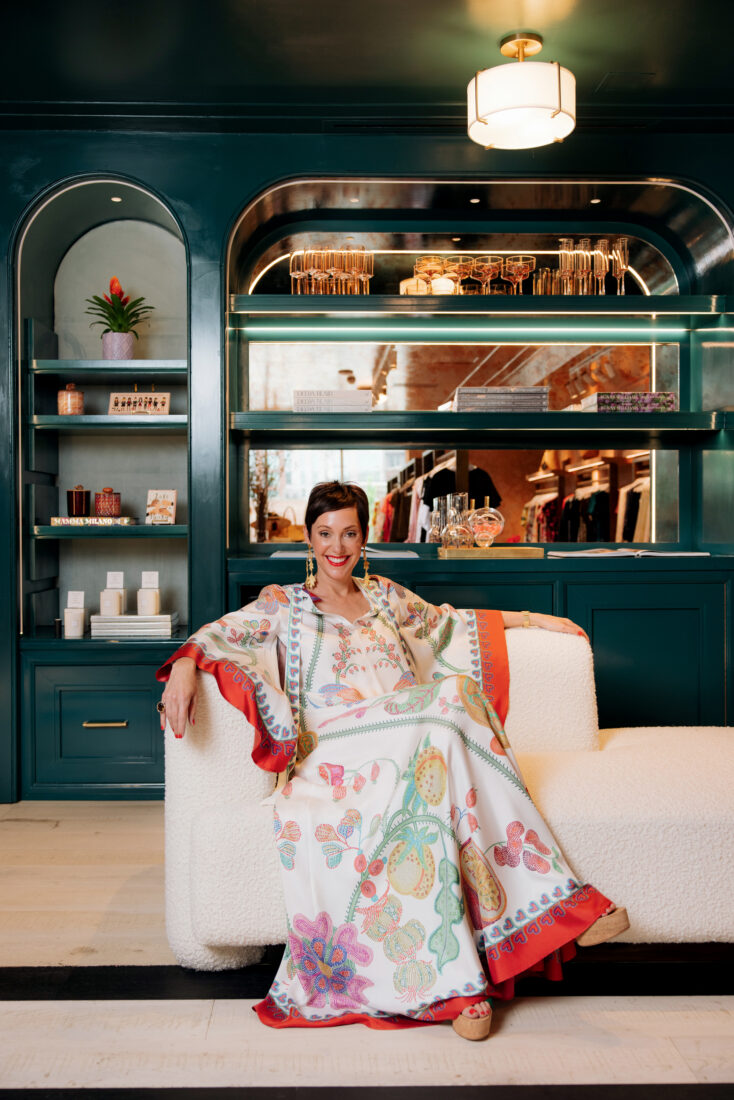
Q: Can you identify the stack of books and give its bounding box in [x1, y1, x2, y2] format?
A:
[453, 386, 549, 412]
[90, 613, 179, 639]
[50, 516, 136, 526]
[576, 391, 678, 412]
[293, 390, 373, 413]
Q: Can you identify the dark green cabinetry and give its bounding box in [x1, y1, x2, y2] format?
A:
[20, 646, 178, 797]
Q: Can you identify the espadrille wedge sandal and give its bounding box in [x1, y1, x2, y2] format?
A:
[452, 1002, 492, 1041]
[576, 906, 630, 947]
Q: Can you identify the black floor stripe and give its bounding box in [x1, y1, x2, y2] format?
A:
[0, 1086, 730, 1099]
[1, 943, 732, 1000]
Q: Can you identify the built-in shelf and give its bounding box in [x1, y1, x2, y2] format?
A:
[230, 411, 724, 450]
[33, 525, 189, 539]
[21, 628, 189, 647]
[230, 293, 732, 316]
[32, 359, 188, 383]
[30, 415, 187, 432]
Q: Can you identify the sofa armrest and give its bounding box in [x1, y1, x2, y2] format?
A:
[164, 670, 274, 969]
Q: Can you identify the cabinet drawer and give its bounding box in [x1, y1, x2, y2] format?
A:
[26, 663, 164, 794]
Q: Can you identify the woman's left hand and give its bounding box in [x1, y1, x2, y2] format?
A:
[528, 613, 589, 643]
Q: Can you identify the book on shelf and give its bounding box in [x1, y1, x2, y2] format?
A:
[90, 613, 179, 638]
[50, 516, 137, 526]
[453, 386, 549, 412]
[569, 392, 678, 412]
[293, 389, 373, 413]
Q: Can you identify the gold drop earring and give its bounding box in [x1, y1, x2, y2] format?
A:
[305, 546, 316, 590]
[362, 544, 370, 581]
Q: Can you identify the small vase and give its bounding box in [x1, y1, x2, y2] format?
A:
[102, 331, 135, 360]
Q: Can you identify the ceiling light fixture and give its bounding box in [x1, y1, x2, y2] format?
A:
[110, 196, 122, 203]
[467, 32, 576, 150]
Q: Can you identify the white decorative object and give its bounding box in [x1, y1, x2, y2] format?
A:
[66, 590, 85, 609]
[467, 32, 575, 150]
[105, 572, 127, 612]
[141, 571, 159, 589]
[137, 588, 161, 615]
[429, 276, 456, 295]
[399, 277, 429, 295]
[100, 589, 123, 616]
[63, 608, 86, 638]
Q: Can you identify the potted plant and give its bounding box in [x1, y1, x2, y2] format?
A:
[85, 276, 154, 360]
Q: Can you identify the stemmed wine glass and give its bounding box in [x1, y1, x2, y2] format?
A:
[612, 237, 629, 295]
[558, 238, 575, 295]
[289, 251, 307, 294]
[325, 249, 346, 295]
[504, 254, 536, 295]
[574, 239, 592, 295]
[594, 239, 610, 295]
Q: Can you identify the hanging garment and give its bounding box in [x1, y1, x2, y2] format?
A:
[158, 578, 610, 1030]
[622, 491, 641, 542]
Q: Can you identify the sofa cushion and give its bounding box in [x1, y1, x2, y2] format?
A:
[518, 726, 734, 943]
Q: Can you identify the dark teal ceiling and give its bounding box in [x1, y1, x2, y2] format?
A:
[2, 0, 734, 130]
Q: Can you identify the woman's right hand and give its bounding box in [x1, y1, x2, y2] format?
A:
[160, 657, 198, 739]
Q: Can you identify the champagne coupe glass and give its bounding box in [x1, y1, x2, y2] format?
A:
[574, 239, 592, 295]
[594, 239, 610, 295]
[504, 254, 535, 295]
[558, 237, 575, 295]
[415, 256, 445, 283]
[612, 237, 630, 295]
[473, 254, 502, 294]
[289, 251, 307, 294]
[444, 255, 471, 294]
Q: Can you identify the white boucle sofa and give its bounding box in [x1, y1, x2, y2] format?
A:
[164, 630, 734, 970]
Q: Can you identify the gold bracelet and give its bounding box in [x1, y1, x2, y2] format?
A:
[521, 610, 532, 629]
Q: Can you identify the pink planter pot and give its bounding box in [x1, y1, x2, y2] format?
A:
[102, 331, 135, 360]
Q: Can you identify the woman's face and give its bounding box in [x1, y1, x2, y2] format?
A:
[306, 506, 364, 584]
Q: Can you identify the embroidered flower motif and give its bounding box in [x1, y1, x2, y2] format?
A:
[288, 912, 374, 1009]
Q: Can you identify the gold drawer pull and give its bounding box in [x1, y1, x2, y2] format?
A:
[82, 721, 129, 728]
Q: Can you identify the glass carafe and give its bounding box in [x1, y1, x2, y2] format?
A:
[468, 498, 505, 547]
[442, 492, 473, 548]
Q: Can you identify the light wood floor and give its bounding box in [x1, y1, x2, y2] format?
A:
[0, 799, 175, 966]
[1, 801, 733, 1088]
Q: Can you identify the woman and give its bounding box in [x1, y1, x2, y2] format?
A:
[158, 481, 627, 1040]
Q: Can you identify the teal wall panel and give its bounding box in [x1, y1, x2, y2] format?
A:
[566, 581, 726, 727]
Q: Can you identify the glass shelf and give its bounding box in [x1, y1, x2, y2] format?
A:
[30, 415, 188, 432]
[230, 410, 724, 449]
[31, 359, 187, 384]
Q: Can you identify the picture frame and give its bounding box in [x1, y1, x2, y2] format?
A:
[145, 490, 177, 525]
[108, 392, 171, 415]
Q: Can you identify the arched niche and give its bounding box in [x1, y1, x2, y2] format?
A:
[15, 177, 190, 632]
[227, 177, 734, 296]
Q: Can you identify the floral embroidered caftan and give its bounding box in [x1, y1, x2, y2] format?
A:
[158, 576, 609, 1029]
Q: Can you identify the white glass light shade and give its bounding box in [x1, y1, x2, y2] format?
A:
[467, 60, 576, 149]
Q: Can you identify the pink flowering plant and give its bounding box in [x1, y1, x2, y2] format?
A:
[85, 276, 154, 338]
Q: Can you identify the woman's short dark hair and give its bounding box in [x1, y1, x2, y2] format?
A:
[305, 481, 369, 540]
